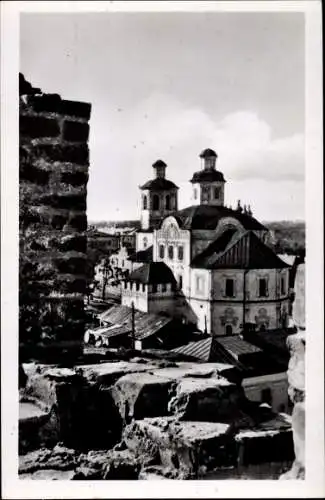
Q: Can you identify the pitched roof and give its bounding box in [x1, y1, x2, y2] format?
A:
[128, 245, 153, 263]
[243, 328, 293, 367]
[140, 178, 179, 191]
[216, 335, 262, 356]
[127, 261, 177, 285]
[191, 228, 238, 266]
[190, 170, 225, 183]
[172, 337, 214, 362]
[192, 230, 290, 270]
[95, 305, 173, 340]
[173, 335, 285, 376]
[170, 204, 267, 231]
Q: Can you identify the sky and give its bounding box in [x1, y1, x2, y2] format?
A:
[20, 11, 305, 222]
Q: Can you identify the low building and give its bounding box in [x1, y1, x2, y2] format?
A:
[84, 304, 191, 350]
[121, 261, 177, 315]
[172, 333, 290, 414]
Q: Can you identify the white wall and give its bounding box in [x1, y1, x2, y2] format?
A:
[209, 268, 290, 335]
[122, 281, 148, 312]
[242, 372, 290, 414]
[154, 217, 191, 295]
[136, 231, 154, 252]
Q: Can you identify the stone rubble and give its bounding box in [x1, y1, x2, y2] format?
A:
[19, 358, 295, 480]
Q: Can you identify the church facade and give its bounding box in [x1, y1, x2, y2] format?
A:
[122, 148, 291, 336]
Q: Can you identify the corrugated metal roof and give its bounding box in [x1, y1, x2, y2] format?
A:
[216, 336, 262, 356]
[172, 335, 261, 371]
[96, 305, 173, 340]
[172, 337, 212, 361]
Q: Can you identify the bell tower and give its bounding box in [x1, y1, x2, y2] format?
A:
[190, 148, 226, 206]
[140, 160, 179, 230]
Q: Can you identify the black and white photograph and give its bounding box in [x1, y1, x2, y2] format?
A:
[1, 0, 324, 497]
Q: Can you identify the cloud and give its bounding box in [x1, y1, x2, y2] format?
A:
[87, 93, 304, 221]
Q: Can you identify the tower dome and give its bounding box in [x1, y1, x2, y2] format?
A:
[190, 148, 226, 206]
[139, 160, 179, 230]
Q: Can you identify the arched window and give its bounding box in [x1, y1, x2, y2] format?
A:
[225, 324, 233, 336]
[143, 195, 148, 210]
[143, 237, 148, 249]
[214, 186, 220, 199]
[168, 245, 174, 260]
[178, 275, 183, 289]
[152, 194, 160, 211]
[178, 246, 184, 261]
[193, 188, 198, 200]
[165, 194, 170, 210]
[258, 278, 268, 297]
[159, 244, 165, 259]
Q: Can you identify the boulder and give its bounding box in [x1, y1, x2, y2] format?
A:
[73, 449, 141, 480]
[234, 423, 294, 467]
[123, 417, 236, 476]
[20, 469, 76, 480]
[168, 376, 244, 423]
[151, 362, 238, 382]
[139, 465, 192, 480]
[110, 372, 174, 422]
[22, 366, 123, 450]
[19, 400, 59, 454]
[78, 361, 157, 386]
[19, 443, 79, 475]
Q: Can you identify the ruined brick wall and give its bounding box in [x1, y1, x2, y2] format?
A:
[19, 74, 91, 360]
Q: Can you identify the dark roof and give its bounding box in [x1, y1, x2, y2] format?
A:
[140, 178, 179, 191]
[216, 336, 262, 356]
[128, 245, 153, 263]
[152, 159, 167, 168]
[243, 328, 293, 362]
[190, 170, 225, 183]
[191, 228, 238, 266]
[172, 337, 216, 362]
[199, 148, 217, 158]
[96, 305, 173, 340]
[192, 230, 290, 270]
[127, 261, 177, 285]
[169, 204, 267, 231]
[173, 335, 286, 376]
[172, 336, 259, 362]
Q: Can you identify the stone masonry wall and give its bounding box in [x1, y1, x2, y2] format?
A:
[19, 74, 91, 360]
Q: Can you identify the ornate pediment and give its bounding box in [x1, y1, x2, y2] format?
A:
[160, 216, 180, 240]
[220, 307, 239, 326]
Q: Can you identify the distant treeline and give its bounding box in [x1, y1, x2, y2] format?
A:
[89, 219, 306, 255]
[89, 220, 141, 230]
[264, 220, 305, 255]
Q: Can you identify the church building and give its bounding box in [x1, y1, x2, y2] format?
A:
[122, 148, 291, 336]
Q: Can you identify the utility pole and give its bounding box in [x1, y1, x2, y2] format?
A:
[131, 300, 135, 349]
